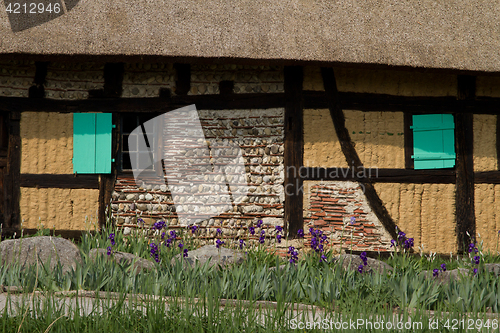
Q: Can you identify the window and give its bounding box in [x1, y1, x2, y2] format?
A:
[410, 114, 456, 169]
[73, 113, 113, 174]
[120, 113, 160, 172]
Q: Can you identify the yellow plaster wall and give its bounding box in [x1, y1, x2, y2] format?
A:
[475, 184, 500, 254]
[344, 111, 405, 168]
[334, 68, 457, 96]
[476, 76, 500, 97]
[473, 114, 497, 172]
[20, 112, 73, 174]
[303, 66, 324, 91]
[375, 183, 457, 254]
[303, 66, 457, 96]
[20, 187, 99, 231]
[303, 109, 347, 167]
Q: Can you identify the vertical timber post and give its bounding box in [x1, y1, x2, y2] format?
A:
[284, 66, 304, 238]
[98, 63, 124, 228]
[456, 75, 476, 253]
[4, 112, 21, 234]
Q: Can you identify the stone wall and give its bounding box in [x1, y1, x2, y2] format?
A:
[122, 63, 176, 98]
[190, 64, 284, 95]
[0, 60, 34, 97]
[45, 63, 104, 100]
[110, 108, 285, 245]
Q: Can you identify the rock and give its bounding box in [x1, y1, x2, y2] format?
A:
[484, 263, 500, 276]
[420, 268, 469, 284]
[336, 254, 393, 274]
[126, 194, 137, 201]
[268, 264, 288, 271]
[0, 236, 82, 274]
[171, 245, 246, 269]
[145, 193, 153, 201]
[242, 205, 264, 213]
[160, 185, 168, 192]
[123, 227, 131, 235]
[89, 249, 155, 272]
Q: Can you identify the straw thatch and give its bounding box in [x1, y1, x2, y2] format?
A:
[1, 0, 499, 72]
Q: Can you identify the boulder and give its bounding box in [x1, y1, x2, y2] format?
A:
[484, 263, 500, 276]
[0, 236, 82, 274]
[336, 254, 393, 274]
[171, 245, 246, 269]
[89, 248, 155, 272]
[420, 268, 469, 284]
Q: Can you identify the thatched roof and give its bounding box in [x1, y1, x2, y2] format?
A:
[1, 0, 499, 73]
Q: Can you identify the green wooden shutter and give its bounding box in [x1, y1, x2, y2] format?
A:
[411, 114, 455, 169]
[73, 113, 112, 174]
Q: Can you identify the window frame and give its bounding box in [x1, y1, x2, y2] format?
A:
[118, 112, 163, 176]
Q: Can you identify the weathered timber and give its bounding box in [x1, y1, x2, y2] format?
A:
[300, 168, 456, 183]
[497, 114, 500, 171]
[455, 75, 476, 253]
[4, 112, 21, 230]
[219, 80, 234, 95]
[0, 93, 286, 113]
[283, 66, 304, 237]
[28, 61, 48, 98]
[20, 174, 100, 189]
[303, 91, 500, 114]
[2, 92, 499, 114]
[404, 112, 414, 169]
[321, 67, 400, 241]
[96, 66, 124, 227]
[174, 63, 191, 96]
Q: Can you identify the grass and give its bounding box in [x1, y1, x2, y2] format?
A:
[1, 223, 500, 332]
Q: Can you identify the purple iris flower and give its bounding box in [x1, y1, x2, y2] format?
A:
[441, 263, 447, 272]
[297, 229, 304, 238]
[108, 233, 115, 246]
[433, 269, 439, 277]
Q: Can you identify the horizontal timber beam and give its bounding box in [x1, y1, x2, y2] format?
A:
[20, 174, 100, 189]
[0, 93, 286, 113]
[301, 168, 500, 184]
[2, 92, 499, 114]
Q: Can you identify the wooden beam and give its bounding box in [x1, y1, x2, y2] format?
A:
[475, 171, 500, 184]
[20, 174, 99, 189]
[404, 112, 414, 169]
[303, 91, 500, 114]
[0, 93, 286, 113]
[455, 75, 476, 253]
[98, 113, 120, 228]
[4, 112, 21, 230]
[28, 61, 48, 98]
[95, 65, 124, 227]
[174, 63, 191, 96]
[497, 114, 500, 171]
[321, 67, 400, 241]
[283, 66, 304, 238]
[1, 91, 498, 114]
[300, 168, 456, 183]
